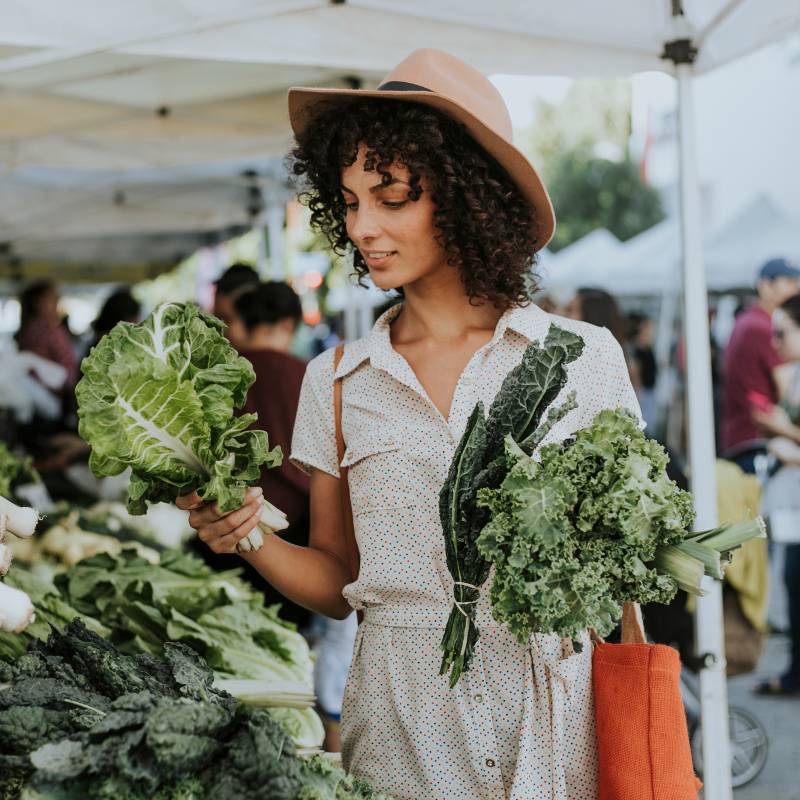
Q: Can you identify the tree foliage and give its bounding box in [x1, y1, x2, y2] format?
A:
[545, 148, 665, 252]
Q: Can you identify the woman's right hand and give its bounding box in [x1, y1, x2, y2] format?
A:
[176, 486, 264, 554]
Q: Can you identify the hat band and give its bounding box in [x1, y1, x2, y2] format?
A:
[378, 81, 432, 92]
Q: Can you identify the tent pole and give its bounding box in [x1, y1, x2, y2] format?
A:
[675, 61, 733, 800]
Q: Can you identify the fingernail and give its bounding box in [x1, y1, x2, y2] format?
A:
[247, 486, 263, 497]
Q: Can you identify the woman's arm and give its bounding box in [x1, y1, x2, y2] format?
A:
[177, 469, 353, 619]
[768, 436, 800, 466]
[752, 405, 800, 443]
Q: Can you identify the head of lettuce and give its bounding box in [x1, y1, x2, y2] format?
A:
[76, 302, 287, 551]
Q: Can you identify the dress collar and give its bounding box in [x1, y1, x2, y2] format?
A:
[332, 301, 551, 381]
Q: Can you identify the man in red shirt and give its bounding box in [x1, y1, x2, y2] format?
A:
[722, 258, 800, 472]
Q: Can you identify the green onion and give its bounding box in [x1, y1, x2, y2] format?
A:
[653, 545, 706, 595]
[673, 540, 723, 579]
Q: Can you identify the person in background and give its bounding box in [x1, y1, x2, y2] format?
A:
[564, 286, 640, 390]
[564, 287, 626, 346]
[721, 257, 800, 473]
[212, 263, 259, 350]
[88, 288, 141, 353]
[627, 312, 658, 430]
[752, 293, 800, 695]
[235, 282, 355, 748]
[192, 281, 312, 629]
[15, 280, 79, 392]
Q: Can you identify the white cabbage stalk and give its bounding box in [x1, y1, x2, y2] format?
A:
[0, 542, 11, 576]
[238, 498, 289, 552]
[0, 495, 39, 539]
[0, 582, 35, 632]
[213, 678, 314, 709]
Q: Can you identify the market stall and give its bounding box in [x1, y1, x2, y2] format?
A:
[3, 4, 800, 798]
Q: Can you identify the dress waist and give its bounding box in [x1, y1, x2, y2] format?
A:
[361, 604, 502, 629]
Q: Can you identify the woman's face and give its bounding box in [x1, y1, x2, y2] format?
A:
[341, 145, 447, 292]
[773, 309, 800, 362]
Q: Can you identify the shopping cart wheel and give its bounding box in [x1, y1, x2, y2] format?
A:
[689, 705, 769, 788]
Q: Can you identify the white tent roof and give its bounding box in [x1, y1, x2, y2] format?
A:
[705, 193, 800, 288]
[538, 229, 624, 293]
[3, 2, 798, 172]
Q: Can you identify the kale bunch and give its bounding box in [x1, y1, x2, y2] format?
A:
[438, 324, 584, 686]
[476, 409, 696, 646]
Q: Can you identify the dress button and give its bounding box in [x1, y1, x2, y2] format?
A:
[485, 758, 496, 768]
[462, 373, 473, 386]
[473, 693, 484, 704]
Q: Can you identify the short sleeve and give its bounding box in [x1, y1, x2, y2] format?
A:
[577, 326, 645, 431]
[289, 348, 340, 478]
[601, 327, 645, 429]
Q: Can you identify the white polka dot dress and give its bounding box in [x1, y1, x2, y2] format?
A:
[291, 302, 643, 800]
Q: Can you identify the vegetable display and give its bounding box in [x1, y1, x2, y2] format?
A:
[0, 443, 40, 501]
[76, 302, 288, 552]
[0, 547, 323, 752]
[1, 487, 40, 635]
[439, 324, 765, 686]
[0, 569, 109, 662]
[0, 620, 391, 800]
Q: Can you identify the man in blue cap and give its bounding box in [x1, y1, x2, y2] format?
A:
[722, 257, 800, 472]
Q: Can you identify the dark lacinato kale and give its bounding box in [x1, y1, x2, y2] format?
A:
[0, 620, 392, 800]
[482, 324, 584, 465]
[438, 403, 488, 686]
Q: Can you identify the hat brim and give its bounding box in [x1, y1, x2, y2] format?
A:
[288, 86, 555, 251]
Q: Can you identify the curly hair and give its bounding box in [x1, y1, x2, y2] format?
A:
[289, 98, 540, 309]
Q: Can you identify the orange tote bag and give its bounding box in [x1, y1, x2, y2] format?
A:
[592, 603, 703, 800]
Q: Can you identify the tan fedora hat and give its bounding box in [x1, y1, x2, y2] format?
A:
[288, 48, 555, 250]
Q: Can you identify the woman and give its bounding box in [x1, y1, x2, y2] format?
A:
[752, 293, 800, 696]
[178, 49, 641, 800]
[16, 280, 79, 391]
[564, 287, 626, 347]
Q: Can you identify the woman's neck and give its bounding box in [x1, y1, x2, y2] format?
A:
[393, 277, 504, 346]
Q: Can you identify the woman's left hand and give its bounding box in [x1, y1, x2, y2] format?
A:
[753, 405, 796, 438]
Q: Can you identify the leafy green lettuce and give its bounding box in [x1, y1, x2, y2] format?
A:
[76, 302, 281, 516]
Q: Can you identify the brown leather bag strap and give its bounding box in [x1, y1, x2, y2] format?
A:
[591, 602, 647, 646]
[620, 601, 647, 644]
[333, 345, 361, 597]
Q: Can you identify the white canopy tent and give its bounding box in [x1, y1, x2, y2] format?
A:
[544, 194, 800, 296]
[4, 3, 800, 795]
[538, 229, 625, 298]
